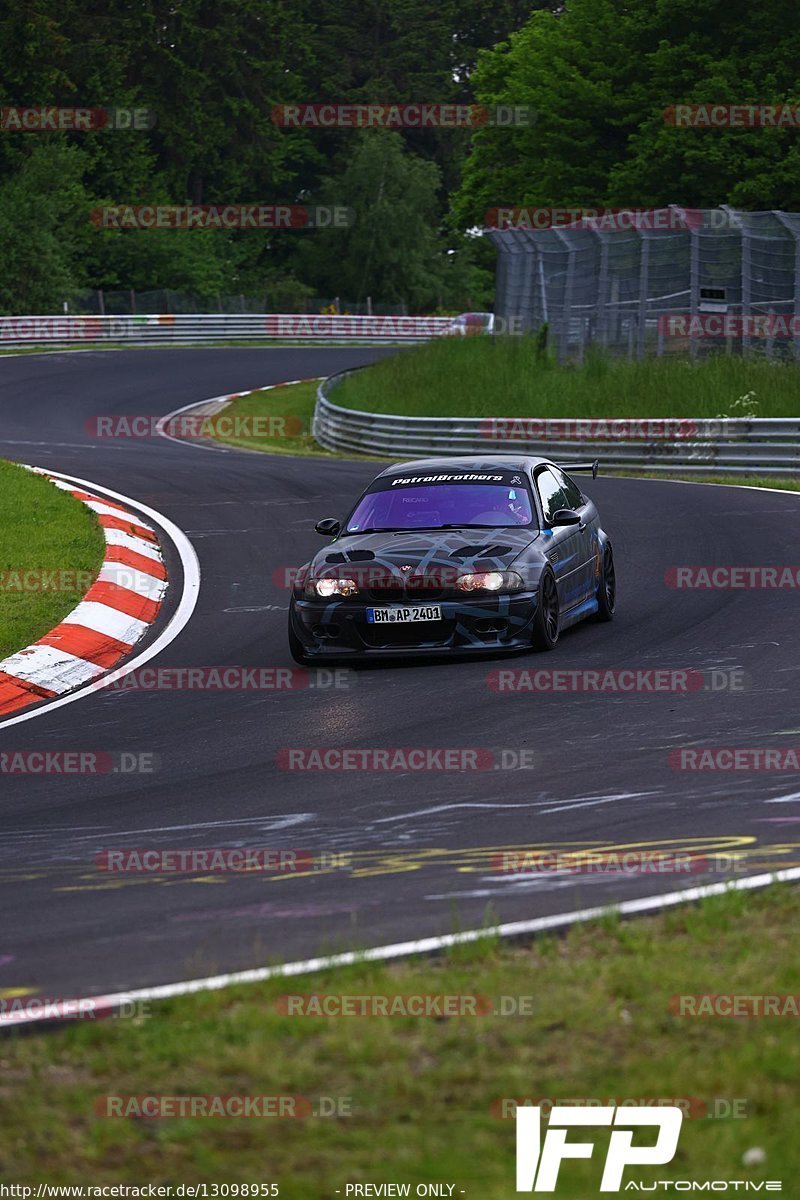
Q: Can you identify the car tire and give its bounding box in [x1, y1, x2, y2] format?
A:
[594, 542, 616, 622]
[531, 567, 559, 651]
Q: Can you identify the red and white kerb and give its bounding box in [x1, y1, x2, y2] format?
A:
[0, 470, 167, 715]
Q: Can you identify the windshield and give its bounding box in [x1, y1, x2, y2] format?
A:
[346, 481, 535, 532]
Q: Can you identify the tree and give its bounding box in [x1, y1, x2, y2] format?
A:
[0, 142, 93, 313]
[453, 0, 800, 222]
[295, 130, 485, 309]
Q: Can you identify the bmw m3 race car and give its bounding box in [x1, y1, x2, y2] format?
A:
[288, 455, 615, 662]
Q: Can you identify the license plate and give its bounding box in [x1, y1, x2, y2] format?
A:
[366, 605, 443, 624]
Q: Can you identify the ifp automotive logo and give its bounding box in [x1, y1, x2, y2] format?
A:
[515, 1104, 683, 1192]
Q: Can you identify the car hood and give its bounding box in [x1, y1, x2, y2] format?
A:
[310, 527, 540, 579]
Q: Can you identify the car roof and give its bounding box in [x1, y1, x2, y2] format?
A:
[375, 455, 552, 479]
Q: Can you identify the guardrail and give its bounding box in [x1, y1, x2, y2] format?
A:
[312, 371, 800, 474]
[0, 313, 454, 349]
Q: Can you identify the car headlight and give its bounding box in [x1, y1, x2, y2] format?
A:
[455, 571, 524, 593]
[309, 577, 359, 598]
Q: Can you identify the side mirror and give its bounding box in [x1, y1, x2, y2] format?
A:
[550, 508, 582, 527]
[315, 517, 340, 537]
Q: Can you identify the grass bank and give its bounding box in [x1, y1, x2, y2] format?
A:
[333, 337, 800, 419]
[211, 384, 800, 501]
[209, 379, 330, 457]
[0, 461, 105, 659]
[1, 885, 798, 1191]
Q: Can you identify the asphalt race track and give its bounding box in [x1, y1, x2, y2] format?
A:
[1, 347, 799, 1002]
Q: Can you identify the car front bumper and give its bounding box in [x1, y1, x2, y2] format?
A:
[289, 591, 539, 658]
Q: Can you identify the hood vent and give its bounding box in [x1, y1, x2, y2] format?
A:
[325, 549, 376, 564]
[449, 543, 513, 559]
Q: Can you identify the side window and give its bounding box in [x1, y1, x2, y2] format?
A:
[535, 468, 567, 524]
[551, 467, 584, 510]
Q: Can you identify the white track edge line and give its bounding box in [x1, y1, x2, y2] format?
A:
[3, 866, 798, 1029]
[0, 469, 200, 730]
[624, 473, 800, 496]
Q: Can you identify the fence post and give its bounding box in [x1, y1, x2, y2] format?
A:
[595, 232, 610, 348]
[765, 307, 776, 362]
[553, 229, 575, 363]
[689, 224, 701, 360]
[741, 216, 752, 358]
[636, 231, 650, 360]
[520, 231, 540, 334]
[537, 249, 548, 327]
[774, 211, 800, 362]
[722, 208, 750, 358]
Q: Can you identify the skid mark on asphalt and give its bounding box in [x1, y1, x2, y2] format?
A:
[184, 529, 259, 536]
[171, 900, 370, 923]
[225, 605, 288, 612]
[373, 801, 551, 824]
[425, 879, 600, 900]
[538, 790, 659, 814]
[0, 813, 317, 863]
[0, 439, 97, 449]
[163, 499, 313, 507]
[371, 790, 660, 825]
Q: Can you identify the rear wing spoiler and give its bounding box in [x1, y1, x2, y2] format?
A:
[557, 460, 599, 480]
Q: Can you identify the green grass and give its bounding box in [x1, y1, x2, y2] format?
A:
[0, 461, 106, 658]
[620, 472, 800, 492]
[209, 380, 333, 457]
[207, 382, 800, 503]
[333, 337, 800, 419]
[1, 885, 798, 1191]
[0, 341, 420, 357]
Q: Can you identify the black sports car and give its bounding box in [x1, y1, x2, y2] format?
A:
[288, 455, 615, 662]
